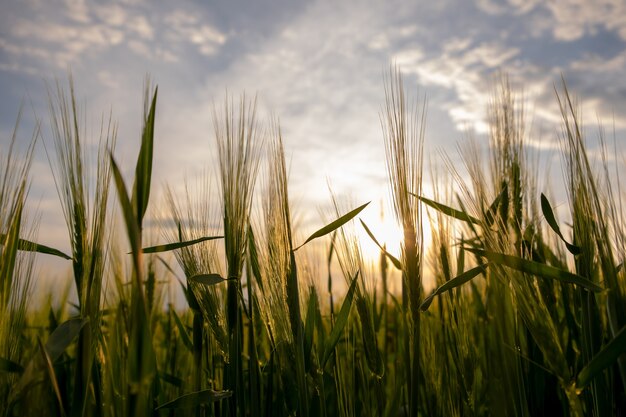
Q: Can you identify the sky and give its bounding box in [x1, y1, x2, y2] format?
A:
[2, 0, 626, 294]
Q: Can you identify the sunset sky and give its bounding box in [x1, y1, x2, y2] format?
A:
[2, 0, 626, 286]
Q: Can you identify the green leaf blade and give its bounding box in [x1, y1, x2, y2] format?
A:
[189, 274, 229, 286]
[420, 263, 489, 311]
[139, 236, 223, 254]
[322, 271, 359, 368]
[577, 325, 626, 388]
[541, 193, 581, 255]
[132, 87, 158, 225]
[295, 202, 370, 251]
[467, 248, 602, 292]
[359, 219, 402, 270]
[155, 389, 232, 410]
[413, 194, 480, 225]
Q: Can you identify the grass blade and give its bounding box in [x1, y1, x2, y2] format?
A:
[540, 193, 581, 255]
[359, 219, 402, 270]
[321, 271, 359, 368]
[138, 235, 223, 254]
[412, 193, 480, 224]
[46, 317, 89, 361]
[132, 86, 157, 224]
[304, 287, 319, 371]
[37, 337, 67, 417]
[484, 184, 507, 227]
[155, 389, 232, 410]
[420, 263, 489, 311]
[110, 153, 141, 276]
[189, 274, 229, 286]
[295, 201, 370, 251]
[466, 248, 602, 292]
[0, 234, 72, 260]
[577, 324, 626, 388]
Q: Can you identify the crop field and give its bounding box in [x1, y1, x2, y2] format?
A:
[1, 70, 625, 417]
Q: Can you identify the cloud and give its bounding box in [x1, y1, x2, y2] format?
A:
[546, 0, 626, 41]
[1, 0, 626, 265]
[482, 0, 626, 42]
[0, 1, 226, 73]
[395, 41, 524, 133]
[164, 10, 226, 56]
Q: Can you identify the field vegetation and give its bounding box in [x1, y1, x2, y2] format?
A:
[1, 70, 625, 416]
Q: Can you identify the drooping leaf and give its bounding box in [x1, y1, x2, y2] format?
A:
[295, 202, 370, 251]
[420, 263, 489, 311]
[155, 389, 232, 410]
[412, 194, 480, 224]
[322, 271, 359, 368]
[189, 274, 229, 286]
[138, 236, 223, 254]
[577, 324, 626, 388]
[359, 219, 402, 270]
[466, 248, 602, 292]
[0, 234, 72, 260]
[46, 317, 89, 361]
[541, 193, 581, 255]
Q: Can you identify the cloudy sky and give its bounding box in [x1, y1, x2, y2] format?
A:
[2, 0, 626, 286]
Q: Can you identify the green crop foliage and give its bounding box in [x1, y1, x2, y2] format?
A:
[0, 70, 625, 417]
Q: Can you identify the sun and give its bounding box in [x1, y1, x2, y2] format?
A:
[356, 201, 403, 265]
[356, 200, 433, 269]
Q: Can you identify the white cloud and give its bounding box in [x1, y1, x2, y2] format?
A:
[570, 50, 626, 73]
[475, 0, 508, 15]
[63, 0, 90, 24]
[129, 15, 154, 40]
[94, 4, 127, 26]
[502, 0, 626, 41]
[164, 10, 226, 56]
[395, 42, 523, 133]
[97, 70, 119, 89]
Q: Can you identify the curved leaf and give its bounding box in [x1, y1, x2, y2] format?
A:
[0, 234, 72, 260]
[412, 194, 480, 224]
[467, 248, 602, 292]
[46, 317, 89, 361]
[189, 274, 229, 286]
[155, 389, 232, 410]
[322, 271, 359, 368]
[359, 219, 402, 270]
[132, 87, 157, 224]
[138, 236, 223, 254]
[420, 263, 489, 311]
[295, 202, 370, 251]
[541, 193, 581, 255]
[484, 185, 507, 227]
[577, 324, 626, 388]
